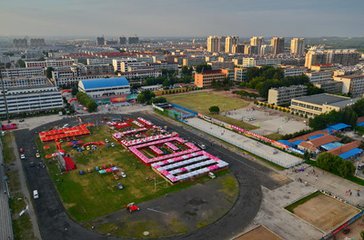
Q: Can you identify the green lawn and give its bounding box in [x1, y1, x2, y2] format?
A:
[166, 92, 258, 130]
[38, 126, 204, 222]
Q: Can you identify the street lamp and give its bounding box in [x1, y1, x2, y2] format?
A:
[0, 70, 10, 123]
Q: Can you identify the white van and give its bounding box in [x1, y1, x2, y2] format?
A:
[33, 190, 39, 199]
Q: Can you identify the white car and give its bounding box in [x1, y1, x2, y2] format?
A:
[20, 154, 26, 160]
[35, 152, 40, 158]
[33, 190, 39, 199]
[121, 172, 127, 178]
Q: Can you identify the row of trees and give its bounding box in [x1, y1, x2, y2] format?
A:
[241, 66, 323, 98]
[309, 98, 364, 130]
[76, 92, 98, 112]
[137, 90, 169, 105]
[316, 152, 355, 178]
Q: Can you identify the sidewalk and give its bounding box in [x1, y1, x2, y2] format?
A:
[0, 141, 14, 240]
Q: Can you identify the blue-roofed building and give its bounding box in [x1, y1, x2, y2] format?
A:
[339, 148, 363, 160]
[326, 123, 351, 133]
[78, 77, 130, 99]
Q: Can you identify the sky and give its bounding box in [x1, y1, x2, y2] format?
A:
[0, 0, 363, 38]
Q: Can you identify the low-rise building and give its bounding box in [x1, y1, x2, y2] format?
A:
[290, 93, 360, 117]
[25, 59, 75, 68]
[268, 85, 307, 106]
[0, 85, 63, 117]
[234, 67, 248, 82]
[0, 67, 45, 78]
[1, 76, 51, 88]
[333, 74, 364, 97]
[313, 81, 343, 94]
[281, 66, 306, 77]
[78, 77, 130, 99]
[305, 71, 333, 83]
[194, 70, 227, 88]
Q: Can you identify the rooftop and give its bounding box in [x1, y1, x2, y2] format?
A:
[80, 77, 129, 90]
[292, 93, 349, 105]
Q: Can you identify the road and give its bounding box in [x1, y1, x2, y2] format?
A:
[0, 141, 14, 240]
[13, 112, 286, 240]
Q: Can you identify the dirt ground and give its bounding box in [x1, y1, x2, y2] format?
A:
[293, 194, 360, 233]
[234, 225, 282, 240]
[334, 215, 364, 240]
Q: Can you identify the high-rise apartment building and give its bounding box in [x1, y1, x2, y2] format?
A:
[290, 38, 305, 56]
[271, 37, 285, 55]
[128, 37, 139, 44]
[207, 36, 221, 53]
[119, 37, 127, 45]
[97, 36, 105, 46]
[232, 44, 245, 54]
[13, 38, 28, 48]
[30, 38, 45, 47]
[225, 36, 239, 53]
[250, 36, 264, 55]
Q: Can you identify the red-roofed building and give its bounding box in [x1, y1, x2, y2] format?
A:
[194, 70, 228, 88]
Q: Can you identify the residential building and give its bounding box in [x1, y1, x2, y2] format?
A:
[310, 64, 337, 72]
[86, 58, 113, 65]
[305, 48, 360, 68]
[194, 70, 227, 88]
[313, 81, 343, 94]
[182, 57, 205, 67]
[232, 44, 244, 54]
[260, 45, 272, 56]
[242, 58, 281, 67]
[112, 58, 139, 72]
[225, 36, 239, 53]
[281, 66, 306, 77]
[333, 74, 364, 97]
[128, 37, 139, 44]
[0, 85, 63, 117]
[305, 71, 333, 83]
[119, 37, 127, 45]
[208, 61, 234, 70]
[268, 85, 307, 106]
[78, 77, 130, 98]
[244, 45, 258, 55]
[13, 38, 28, 48]
[25, 59, 75, 68]
[0, 67, 44, 78]
[97, 36, 105, 46]
[290, 38, 305, 56]
[30, 38, 45, 47]
[271, 37, 285, 55]
[250, 36, 264, 55]
[1, 76, 50, 88]
[207, 36, 221, 53]
[290, 93, 359, 117]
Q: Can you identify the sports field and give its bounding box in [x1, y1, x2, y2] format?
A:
[289, 193, 360, 232]
[234, 225, 282, 240]
[166, 91, 257, 130]
[38, 126, 199, 222]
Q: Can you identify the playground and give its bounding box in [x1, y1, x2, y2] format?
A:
[166, 91, 257, 130]
[287, 192, 360, 233]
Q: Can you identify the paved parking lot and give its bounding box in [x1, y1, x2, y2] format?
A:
[225, 106, 308, 135]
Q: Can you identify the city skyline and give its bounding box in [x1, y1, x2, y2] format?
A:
[1, 0, 364, 37]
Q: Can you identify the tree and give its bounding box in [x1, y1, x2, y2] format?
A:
[316, 152, 355, 178]
[17, 59, 25, 68]
[152, 97, 167, 104]
[76, 92, 98, 113]
[353, 98, 364, 117]
[209, 106, 220, 114]
[137, 90, 155, 104]
[181, 66, 193, 76]
[360, 230, 364, 240]
[46, 67, 54, 79]
[195, 64, 212, 73]
[71, 85, 79, 96]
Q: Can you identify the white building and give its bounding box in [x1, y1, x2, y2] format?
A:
[305, 71, 333, 83]
[0, 86, 63, 116]
[333, 74, 364, 97]
[282, 66, 306, 77]
[25, 59, 75, 68]
[242, 58, 281, 67]
[1, 76, 50, 88]
[1, 67, 44, 78]
[234, 67, 248, 82]
[78, 77, 130, 98]
[55, 75, 114, 87]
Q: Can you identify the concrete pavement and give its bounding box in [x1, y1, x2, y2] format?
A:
[0, 141, 14, 240]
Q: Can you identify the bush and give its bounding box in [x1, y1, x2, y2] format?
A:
[209, 106, 220, 114]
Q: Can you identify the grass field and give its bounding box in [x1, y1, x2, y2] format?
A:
[166, 91, 258, 130]
[38, 126, 206, 222]
[286, 192, 360, 232]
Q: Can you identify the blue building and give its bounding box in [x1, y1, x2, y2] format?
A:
[78, 77, 130, 99]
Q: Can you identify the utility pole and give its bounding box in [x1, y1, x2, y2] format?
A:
[0, 70, 10, 123]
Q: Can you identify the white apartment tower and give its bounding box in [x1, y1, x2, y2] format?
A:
[290, 38, 305, 56]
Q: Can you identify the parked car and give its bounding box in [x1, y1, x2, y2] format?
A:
[20, 154, 26, 160]
[110, 142, 115, 148]
[19, 119, 25, 122]
[198, 144, 206, 150]
[208, 172, 216, 179]
[121, 172, 127, 178]
[33, 190, 39, 199]
[126, 203, 140, 213]
[35, 152, 40, 158]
